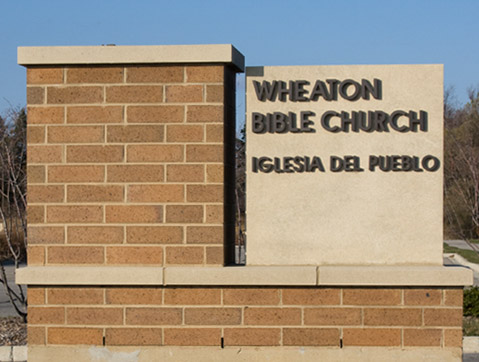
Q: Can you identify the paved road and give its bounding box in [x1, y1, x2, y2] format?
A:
[464, 353, 479, 361]
[0, 262, 26, 317]
[445, 239, 479, 252]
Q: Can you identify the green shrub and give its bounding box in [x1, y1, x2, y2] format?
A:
[464, 316, 479, 336]
[464, 287, 479, 317]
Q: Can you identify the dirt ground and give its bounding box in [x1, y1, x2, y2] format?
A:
[0, 317, 26, 346]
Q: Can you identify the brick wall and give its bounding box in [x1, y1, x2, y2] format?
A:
[26, 64, 236, 267]
[27, 287, 463, 348]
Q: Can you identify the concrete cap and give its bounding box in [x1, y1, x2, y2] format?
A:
[16, 265, 472, 286]
[18, 44, 244, 72]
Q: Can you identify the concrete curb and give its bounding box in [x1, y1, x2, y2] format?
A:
[445, 253, 479, 274]
[464, 337, 479, 353]
[0, 346, 26, 362]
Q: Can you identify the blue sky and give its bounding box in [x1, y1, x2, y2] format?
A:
[1, 0, 478, 116]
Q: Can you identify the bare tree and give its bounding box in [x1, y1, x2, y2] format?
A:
[0, 107, 27, 321]
[444, 88, 479, 248]
[235, 128, 246, 264]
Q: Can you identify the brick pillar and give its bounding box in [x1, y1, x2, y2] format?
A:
[23, 45, 243, 268]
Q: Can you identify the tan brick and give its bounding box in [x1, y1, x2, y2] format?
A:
[186, 145, 223, 162]
[127, 106, 184, 123]
[67, 307, 123, 325]
[165, 205, 203, 223]
[127, 66, 184, 83]
[166, 124, 204, 142]
[106, 205, 163, 223]
[127, 226, 183, 244]
[27, 87, 45, 104]
[206, 246, 223, 265]
[27, 68, 63, 84]
[106, 85, 163, 103]
[28, 165, 46, 183]
[107, 246, 163, 265]
[187, 185, 223, 202]
[223, 288, 279, 305]
[27, 126, 45, 143]
[48, 327, 102, 345]
[445, 289, 463, 306]
[342, 288, 401, 306]
[164, 328, 220, 346]
[68, 226, 123, 244]
[186, 226, 223, 244]
[106, 328, 162, 346]
[282, 289, 340, 305]
[128, 184, 184, 203]
[47, 206, 103, 223]
[67, 106, 123, 124]
[67, 145, 124, 163]
[164, 288, 221, 305]
[48, 288, 104, 305]
[28, 326, 46, 345]
[29, 226, 64, 244]
[29, 307, 65, 324]
[186, 66, 223, 83]
[343, 328, 401, 346]
[424, 308, 463, 326]
[28, 288, 46, 305]
[283, 328, 340, 346]
[166, 165, 204, 182]
[224, 328, 280, 346]
[28, 205, 45, 224]
[187, 105, 223, 123]
[107, 165, 164, 182]
[106, 288, 162, 305]
[165, 246, 204, 265]
[404, 289, 442, 305]
[47, 86, 103, 104]
[67, 185, 124, 202]
[47, 246, 104, 264]
[126, 307, 181, 325]
[27, 145, 62, 164]
[48, 166, 105, 183]
[107, 125, 164, 143]
[67, 67, 123, 83]
[206, 165, 223, 183]
[205, 205, 223, 223]
[28, 106, 64, 124]
[27, 185, 64, 203]
[364, 308, 422, 326]
[403, 328, 442, 346]
[127, 145, 183, 162]
[444, 328, 463, 347]
[28, 246, 45, 265]
[206, 85, 223, 102]
[185, 308, 241, 325]
[166, 85, 203, 103]
[304, 308, 361, 325]
[48, 125, 104, 143]
[205, 124, 223, 142]
[244, 308, 301, 325]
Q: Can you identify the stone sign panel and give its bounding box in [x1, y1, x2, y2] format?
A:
[246, 65, 443, 266]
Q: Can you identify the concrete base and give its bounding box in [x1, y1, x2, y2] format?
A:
[28, 346, 462, 362]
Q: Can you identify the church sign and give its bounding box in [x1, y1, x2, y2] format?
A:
[246, 65, 443, 266]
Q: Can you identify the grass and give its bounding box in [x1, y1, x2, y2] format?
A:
[444, 243, 479, 264]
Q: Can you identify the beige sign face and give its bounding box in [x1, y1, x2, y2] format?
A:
[246, 65, 443, 266]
